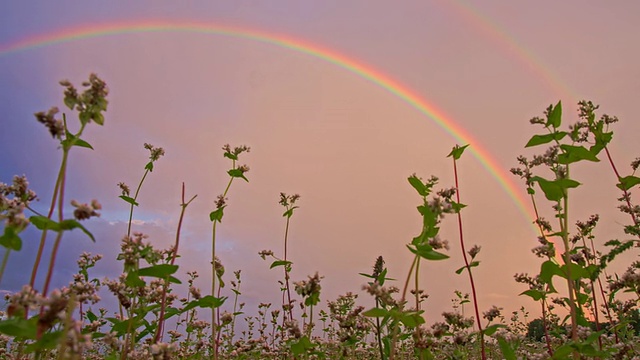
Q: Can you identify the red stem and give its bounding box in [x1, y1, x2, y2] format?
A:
[155, 183, 196, 342]
[453, 158, 485, 360]
[604, 147, 638, 226]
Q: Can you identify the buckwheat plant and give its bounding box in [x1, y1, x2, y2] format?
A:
[209, 144, 250, 360]
[116, 142, 166, 357]
[0, 175, 37, 284]
[118, 142, 166, 237]
[364, 174, 455, 360]
[28, 74, 108, 299]
[511, 100, 640, 359]
[448, 144, 492, 360]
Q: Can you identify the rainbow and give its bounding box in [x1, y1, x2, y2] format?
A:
[447, 1, 576, 104]
[0, 19, 537, 231]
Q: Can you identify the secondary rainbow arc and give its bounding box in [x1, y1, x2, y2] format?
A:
[0, 19, 537, 232]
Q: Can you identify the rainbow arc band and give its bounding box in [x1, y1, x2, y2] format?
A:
[0, 20, 537, 233]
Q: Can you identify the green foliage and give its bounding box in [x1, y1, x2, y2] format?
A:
[4, 78, 640, 359]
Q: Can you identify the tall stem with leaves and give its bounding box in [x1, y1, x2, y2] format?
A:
[209, 144, 250, 359]
[448, 144, 486, 360]
[154, 183, 197, 342]
[28, 75, 108, 294]
[381, 174, 453, 360]
[118, 142, 165, 359]
[279, 192, 300, 322]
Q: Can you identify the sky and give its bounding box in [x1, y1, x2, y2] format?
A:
[1, 1, 639, 326]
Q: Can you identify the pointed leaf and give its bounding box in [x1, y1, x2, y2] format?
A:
[119, 195, 139, 206]
[145, 161, 154, 172]
[0, 317, 37, 339]
[617, 175, 640, 191]
[525, 131, 568, 147]
[72, 138, 94, 150]
[455, 261, 479, 275]
[497, 337, 517, 360]
[547, 101, 562, 128]
[138, 264, 179, 278]
[519, 289, 545, 301]
[558, 145, 600, 164]
[24, 330, 64, 353]
[483, 324, 506, 336]
[407, 244, 449, 261]
[447, 144, 469, 160]
[29, 216, 61, 231]
[125, 271, 145, 288]
[408, 175, 428, 196]
[228, 169, 249, 182]
[270, 260, 293, 269]
[59, 219, 95, 242]
[223, 152, 238, 161]
[363, 308, 389, 318]
[209, 206, 225, 222]
[0, 226, 22, 251]
[198, 295, 226, 309]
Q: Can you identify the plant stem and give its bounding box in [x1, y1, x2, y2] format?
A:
[29, 146, 68, 290]
[374, 297, 385, 360]
[452, 157, 485, 360]
[283, 214, 294, 322]
[414, 258, 421, 310]
[389, 254, 418, 360]
[211, 174, 234, 360]
[155, 183, 196, 343]
[127, 168, 150, 237]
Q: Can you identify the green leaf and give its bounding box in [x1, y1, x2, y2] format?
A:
[483, 324, 506, 336]
[138, 264, 179, 278]
[560, 262, 589, 281]
[540, 260, 562, 290]
[531, 176, 581, 202]
[29, 216, 61, 231]
[617, 175, 640, 191]
[547, 101, 562, 128]
[59, 219, 95, 242]
[224, 152, 238, 161]
[73, 138, 94, 149]
[86, 310, 98, 323]
[0, 226, 22, 251]
[282, 206, 299, 218]
[24, 330, 64, 353]
[519, 289, 545, 301]
[291, 336, 313, 355]
[119, 195, 139, 206]
[93, 112, 105, 126]
[557, 145, 600, 164]
[398, 311, 425, 328]
[497, 337, 517, 360]
[455, 261, 479, 275]
[407, 244, 449, 261]
[63, 96, 77, 110]
[0, 317, 37, 339]
[447, 144, 469, 160]
[525, 131, 567, 147]
[125, 271, 145, 288]
[451, 201, 466, 213]
[145, 161, 154, 172]
[590, 131, 613, 155]
[227, 169, 249, 182]
[198, 295, 226, 309]
[209, 206, 225, 222]
[363, 308, 389, 318]
[270, 260, 293, 269]
[408, 175, 428, 196]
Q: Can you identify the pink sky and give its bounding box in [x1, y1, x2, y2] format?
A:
[1, 1, 639, 325]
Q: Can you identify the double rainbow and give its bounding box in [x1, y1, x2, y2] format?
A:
[0, 19, 537, 231]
